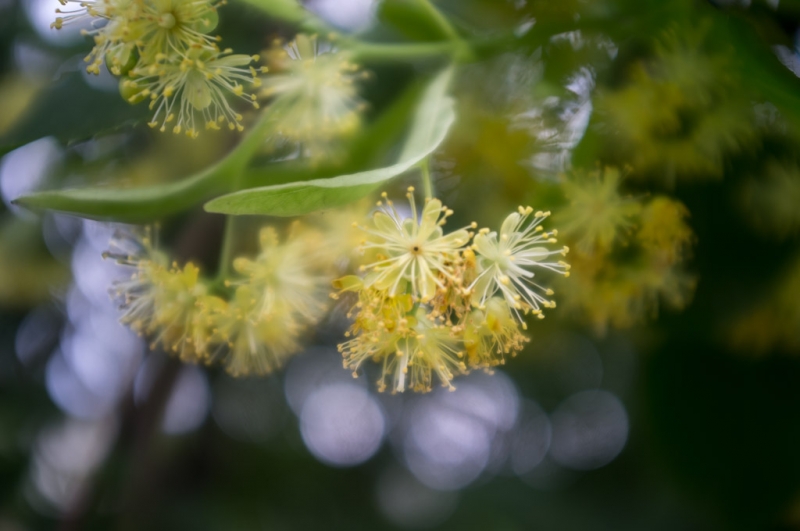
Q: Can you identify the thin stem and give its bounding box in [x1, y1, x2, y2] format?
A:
[420, 159, 434, 200]
[417, 0, 460, 41]
[299, 18, 331, 35]
[216, 214, 238, 283]
[344, 20, 595, 64]
[347, 41, 463, 62]
[209, 101, 275, 283]
[215, 165, 248, 283]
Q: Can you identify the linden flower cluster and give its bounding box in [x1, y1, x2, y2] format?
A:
[106, 223, 334, 376]
[51, 0, 262, 137]
[597, 22, 756, 184]
[259, 34, 368, 158]
[334, 188, 570, 393]
[554, 167, 696, 333]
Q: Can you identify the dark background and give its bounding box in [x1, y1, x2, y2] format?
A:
[2, 0, 800, 529]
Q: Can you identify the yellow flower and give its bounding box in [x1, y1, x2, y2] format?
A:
[560, 254, 695, 334]
[336, 285, 411, 370]
[106, 239, 167, 337]
[557, 195, 696, 334]
[358, 188, 474, 302]
[124, 46, 261, 137]
[636, 196, 693, 263]
[189, 294, 228, 358]
[51, 0, 115, 29]
[52, 0, 141, 75]
[130, 0, 221, 65]
[259, 34, 368, 158]
[334, 196, 577, 391]
[231, 223, 332, 324]
[556, 167, 640, 255]
[306, 199, 374, 267]
[338, 292, 467, 393]
[106, 230, 211, 361]
[147, 261, 209, 359]
[52, 0, 221, 75]
[211, 286, 303, 376]
[469, 206, 569, 318]
[597, 22, 756, 184]
[462, 297, 528, 369]
[393, 310, 466, 393]
[53, 0, 262, 134]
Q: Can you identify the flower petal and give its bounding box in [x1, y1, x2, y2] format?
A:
[418, 199, 443, 240]
[500, 212, 521, 239]
[473, 232, 499, 260]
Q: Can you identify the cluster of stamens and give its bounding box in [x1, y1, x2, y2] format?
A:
[334, 188, 570, 393]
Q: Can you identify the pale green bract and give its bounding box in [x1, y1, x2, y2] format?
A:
[13, 67, 455, 222]
[203, 67, 455, 216]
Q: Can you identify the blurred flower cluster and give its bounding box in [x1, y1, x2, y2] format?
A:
[106, 221, 337, 376]
[598, 21, 756, 184]
[553, 167, 695, 333]
[260, 34, 369, 159]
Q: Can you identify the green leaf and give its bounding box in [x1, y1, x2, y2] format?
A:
[204, 67, 456, 217]
[378, 0, 456, 41]
[236, 0, 304, 22]
[241, 79, 426, 190]
[12, 107, 278, 222]
[233, 0, 328, 31]
[13, 172, 222, 223]
[0, 72, 146, 155]
[0, 215, 70, 306]
[723, 13, 800, 129]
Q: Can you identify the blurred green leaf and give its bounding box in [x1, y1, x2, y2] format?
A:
[13, 172, 222, 223]
[220, 100, 425, 202]
[241, 78, 425, 189]
[233, 0, 305, 21]
[0, 72, 146, 155]
[378, 0, 457, 41]
[12, 107, 278, 222]
[204, 67, 455, 216]
[723, 13, 800, 129]
[0, 216, 70, 307]
[232, 0, 328, 31]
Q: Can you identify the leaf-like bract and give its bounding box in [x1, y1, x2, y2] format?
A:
[204, 67, 455, 217]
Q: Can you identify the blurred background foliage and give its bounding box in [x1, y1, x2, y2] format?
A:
[3, 0, 800, 529]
